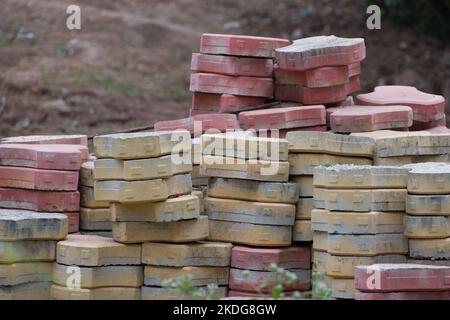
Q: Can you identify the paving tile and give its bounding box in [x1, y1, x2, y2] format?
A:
[286, 131, 374, 157]
[313, 164, 409, 189]
[53, 263, 143, 288]
[0, 240, 55, 263]
[207, 177, 298, 203]
[208, 220, 292, 247]
[290, 176, 313, 197]
[111, 195, 199, 222]
[205, 197, 295, 226]
[409, 238, 450, 259]
[80, 207, 111, 231]
[411, 117, 446, 131]
[154, 114, 240, 135]
[327, 233, 408, 256]
[330, 105, 413, 133]
[331, 278, 355, 299]
[356, 86, 446, 122]
[200, 33, 290, 58]
[274, 83, 349, 104]
[191, 53, 273, 77]
[0, 262, 53, 286]
[229, 268, 310, 293]
[313, 188, 407, 212]
[192, 165, 209, 186]
[404, 215, 450, 239]
[0, 166, 79, 191]
[191, 93, 265, 114]
[348, 62, 361, 77]
[0, 188, 79, 212]
[355, 291, 450, 300]
[56, 234, 141, 266]
[407, 259, 450, 267]
[1, 135, 88, 146]
[79, 161, 94, 187]
[296, 197, 314, 220]
[406, 194, 450, 216]
[144, 266, 229, 286]
[142, 242, 232, 267]
[292, 220, 313, 242]
[112, 216, 208, 244]
[93, 131, 191, 160]
[289, 153, 372, 175]
[192, 189, 205, 214]
[141, 286, 227, 300]
[80, 186, 108, 208]
[355, 263, 450, 292]
[0, 282, 51, 300]
[407, 163, 450, 195]
[374, 154, 449, 166]
[50, 285, 141, 300]
[312, 250, 328, 273]
[312, 231, 328, 252]
[274, 65, 349, 87]
[275, 36, 365, 70]
[0, 144, 85, 171]
[277, 126, 327, 139]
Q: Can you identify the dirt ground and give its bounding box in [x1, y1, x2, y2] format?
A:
[0, 0, 449, 138]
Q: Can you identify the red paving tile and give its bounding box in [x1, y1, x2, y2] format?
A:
[410, 116, 446, 131]
[275, 83, 348, 104]
[190, 93, 265, 114]
[274, 65, 349, 88]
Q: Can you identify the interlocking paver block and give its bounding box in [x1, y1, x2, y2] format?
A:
[331, 278, 355, 299]
[406, 194, 450, 216]
[312, 250, 328, 273]
[0, 209, 67, 240]
[207, 178, 299, 203]
[80, 207, 111, 231]
[201, 156, 289, 182]
[325, 254, 407, 278]
[50, 285, 141, 300]
[53, 263, 143, 288]
[356, 86, 446, 122]
[80, 161, 94, 187]
[112, 216, 208, 243]
[0, 282, 51, 300]
[313, 188, 407, 212]
[356, 263, 450, 292]
[330, 105, 413, 133]
[0, 240, 55, 263]
[94, 155, 192, 181]
[374, 154, 449, 166]
[192, 165, 209, 186]
[0, 166, 79, 191]
[0, 144, 85, 171]
[412, 117, 447, 131]
[355, 291, 450, 300]
[141, 286, 227, 300]
[348, 62, 361, 77]
[0, 262, 53, 286]
[144, 266, 229, 286]
[80, 186, 108, 208]
[191, 93, 265, 114]
[208, 220, 292, 247]
[274, 83, 349, 104]
[289, 153, 372, 175]
[327, 233, 408, 256]
[191, 53, 273, 77]
[111, 195, 199, 222]
[286, 131, 374, 157]
[296, 197, 314, 220]
[239, 106, 325, 130]
[404, 215, 450, 239]
[278, 126, 327, 139]
[154, 114, 240, 135]
[409, 238, 450, 259]
[229, 268, 310, 293]
[56, 234, 141, 266]
[142, 242, 232, 267]
[274, 65, 349, 87]
[231, 245, 310, 270]
[313, 164, 409, 189]
[190, 73, 273, 98]
[0, 188, 79, 212]
[79, 230, 113, 238]
[200, 33, 290, 58]
[201, 134, 289, 161]
[93, 131, 191, 160]
[351, 130, 450, 158]
[406, 163, 450, 195]
[407, 259, 450, 267]
[205, 197, 295, 226]
[290, 176, 313, 197]
[312, 231, 328, 252]
[311, 209, 404, 234]
[94, 173, 192, 203]
[275, 36, 365, 70]
[292, 220, 313, 242]
[1, 134, 88, 146]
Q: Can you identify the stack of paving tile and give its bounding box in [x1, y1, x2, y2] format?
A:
[189, 33, 290, 116]
[0, 142, 89, 233]
[405, 163, 450, 266]
[311, 164, 409, 299]
[0, 210, 68, 300]
[78, 161, 112, 237]
[356, 86, 446, 131]
[50, 234, 142, 300]
[355, 264, 450, 300]
[202, 133, 297, 247]
[141, 242, 232, 300]
[274, 36, 365, 106]
[228, 245, 311, 297]
[351, 130, 450, 166]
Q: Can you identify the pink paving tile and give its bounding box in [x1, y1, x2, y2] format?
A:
[274, 65, 349, 88]
[410, 116, 446, 131]
[190, 92, 265, 114]
[275, 83, 348, 104]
